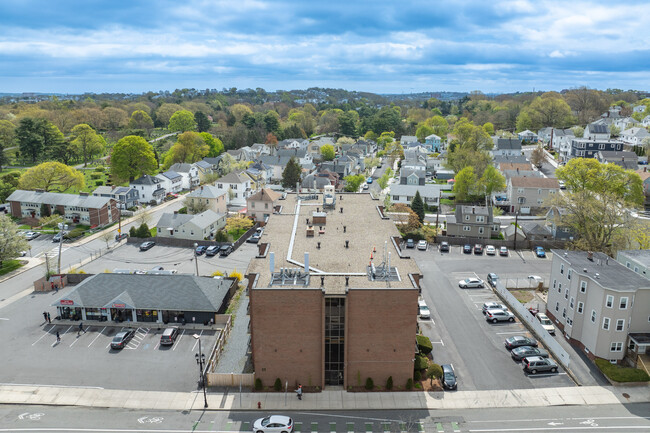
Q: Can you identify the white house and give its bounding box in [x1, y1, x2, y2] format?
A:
[492, 138, 522, 157]
[156, 210, 227, 241]
[633, 105, 647, 114]
[613, 117, 636, 132]
[400, 135, 418, 146]
[156, 171, 183, 194]
[517, 130, 538, 142]
[130, 175, 166, 205]
[619, 127, 650, 146]
[215, 171, 253, 207]
[169, 163, 200, 190]
[642, 116, 650, 127]
[584, 123, 610, 140]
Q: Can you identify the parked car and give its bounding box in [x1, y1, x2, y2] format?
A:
[219, 244, 233, 256]
[418, 299, 431, 320]
[151, 266, 164, 271]
[405, 239, 415, 249]
[505, 335, 538, 350]
[24, 231, 40, 240]
[536, 313, 556, 335]
[439, 241, 450, 252]
[441, 364, 457, 390]
[499, 246, 509, 256]
[366, 177, 373, 184]
[110, 330, 135, 350]
[474, 244, 483, 255]
[482, 302, 507, 314]
[247, 233, 262, 243]
[252, 415, 294, 433]
[534, 246, 546, 258]
[485, 309, 515, 323]
[486, 273, 499, 287]
[195, 245, 208, 255]
[205, 246, 220, 256]
[510, 346, 549, 361]
[362, 183, 369, 190]
[522, 356, 558, 374]
[485, 245, 496, 255]
[52, 232, 64, 243]
[463, 244, 472, 254]
[458, 277, 484, 288]
[139, 241, 155, 251]
[528, 275, 544, 285]
[160, 327, 179, 346]
[115, 233, 128, 241]
[417, 240, 428, 250]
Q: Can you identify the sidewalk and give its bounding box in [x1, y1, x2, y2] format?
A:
[0, 384, 644, 412]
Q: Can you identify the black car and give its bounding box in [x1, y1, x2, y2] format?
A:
[115, 233, 128, 241]
[110, 330, 135, 350]
[505, 335, 538, 350]
[510, 346, 549, 361]
[439, 241, 450, 252]
[195, 245, 207, 255]
[441, 364, 457, 390]
[474, 244, 483, 255]
[139, 241, 155, 251]
[219, 244, 233, 256]
[463, 244, 472, 254]
[205, 246, 220, 256]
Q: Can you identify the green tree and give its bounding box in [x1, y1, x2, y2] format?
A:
[453, 166, 477, 202]
[415, 124, 434, 142]
[426, 363, 443, 386]
[339, 111, 358, 136]
[344, 174, 366, 192]
[70, 124, 106, 167]
[451, 118, 492, 151]
[515, 111, 533, 132]
[411, 190, 425, 223]
[194, 111, 211, 132]
[0, 214, 29, 267]
[110, 135, 158, 182]
[168, 110, 197, 132]
[478, 165, 506, 198]
[424, 115, 449, 138]
[0, 120, 15, 171]
[282, 157, 302, 189]
[199, 132, 224, 157]
[154, 103, 184, 126]
[18, 161, 84, 192]
[364, 130, 378, 141]
[320, 144, 335, 161]
[263, 111, 281, 133]
[16, 117, 45, 163]
[128, 110, 154, 133]
[163, 131, 209, 167]
[446, 147, 491, 176]
[0, 172, 20, 202]
[482, 122, 495, 135]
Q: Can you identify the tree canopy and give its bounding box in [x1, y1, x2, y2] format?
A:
[0, 214, 29, 266]
[110, 135, 158, 182]
[70, 124, 106, 167]
[281, 157, 302, 189]
[320, 144, 335, 161]
[19, 161, 84, 193]
[168, 109, 197, 132]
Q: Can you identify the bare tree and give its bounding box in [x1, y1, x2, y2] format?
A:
[530, 146, 547, 168]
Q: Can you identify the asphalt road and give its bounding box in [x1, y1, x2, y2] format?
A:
[1, 404, 648, 432]
[413, 246, 576, 391]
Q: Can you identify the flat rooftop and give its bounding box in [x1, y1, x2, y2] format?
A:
[552, 250, 650, 292]
[247, 193, 421, 292]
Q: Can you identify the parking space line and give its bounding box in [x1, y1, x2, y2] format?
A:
[106, 327, 125, 349]
[530, 372, 567, 378]
[173, 329, 185, 351]
[432, 340, 444, 346]
[190, 329, 203, 352]
[88, 327, 106, 347]
[32, 325, 55, 346]
[495, 331, 528, 335]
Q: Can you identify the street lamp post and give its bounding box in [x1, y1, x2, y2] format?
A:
[194, 334, 208, 408]
[193, 243, 199, 276]
[56, 222, 69, 274]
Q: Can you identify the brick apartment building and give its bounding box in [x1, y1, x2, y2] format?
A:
[246, 193, 422, 390]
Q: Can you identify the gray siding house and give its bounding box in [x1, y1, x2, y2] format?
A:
[445, 205, 500, 239]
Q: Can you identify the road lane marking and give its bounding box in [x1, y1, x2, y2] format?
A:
[32, 325, 55, 346]
[173, 329, 185, 351]
[88, 327, 106, 347]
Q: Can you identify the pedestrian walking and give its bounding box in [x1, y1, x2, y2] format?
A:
[43, 311, 48, 322]
[54, 284, 59, 293]
[78, 322, 86, 335]
[47, 312, 51, 324]
[296, 384, 303, 400]
[56, 331, 60, 343]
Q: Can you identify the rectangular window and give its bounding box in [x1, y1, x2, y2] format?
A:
[602, 317, 610, 330]
[567, 318, 573, 326]
[476, 215, 485, 222]
[562, 308, 566, 318]
[606, 295, 614, 308]
[560, 264, 564, 274]
[568, 269, 572, 280]
[478, 227, 484, 234]
[580, 281, 587, 293]
[517, 188, 524, 194]
[619, 297, 628, 309]
[591, 310, 596, 323]
[558, 282, 562, 293]
[538, 188, 542, 195]
[616, 319, 624, 331]
[555, 302, 559, 312]
[463, 226, 471, 231]
[553, 279, 557, 289]
[577, 302, 584, 314]
[610, 342, 623, 352]
[570, 297, 574, 309]
[565, 288, 569, 299]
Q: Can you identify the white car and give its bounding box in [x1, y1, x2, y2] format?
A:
[536, 313, 556, 335]
[417, 240, 428, 250]
[24, 231, 40, 240]
[485, 245, 496, 255]
[418, 299, 431, 319]
[528, 275, 544, 284]
[458, 278, 484, 288]
[482, 302, 508, 314]
[252, 415, 294, 433]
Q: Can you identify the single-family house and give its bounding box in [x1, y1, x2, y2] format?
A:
[215, 171, 253, 207]
[389, 184, 451, 207]
[7, 190, 118, 227]
[636, 167, 650, 199]
[130, 174, 166, 205]
[400, 135, 418, 146]
[247, 188, 283, 222]
[278, 138, 309, 150]
[521, 222, 552, 241]
[493, 154, 530, 165]
[633, 105, 647, 114]
[492, 138, 523, 157]
[642, 116, 650, 127]
[401, 159, 426, 172]
[157, 210, 226, 241]
[595, 151, 638, 170]
[202, 156, 226, 175]
[185, 185, 227, 214]
[506, 177, 560, 214]
[92, 186, 139, 210]
[169, 163, 200, 189]
[545, 206, 576, 240]
[517, 130, 538, 142]
[445, 205, 500, 239]
[584, 123, 610, 140]
[613, 117, 636, 132]
[193, 160, 214, 182]
[399, 168, 425, 185]
[156, 171, 183, 194]
[425, 134, 442, 152]
[619, 127, 650, 147]
[250, 143, 272, 157]
[570, 139, 623, 159]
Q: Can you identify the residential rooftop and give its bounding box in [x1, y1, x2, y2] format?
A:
[247, 193, 421, 292]
[552, 250, 650, 292]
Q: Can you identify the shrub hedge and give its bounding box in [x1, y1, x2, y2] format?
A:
[416, 335, 433, 355]
[365, 377, 374, 390]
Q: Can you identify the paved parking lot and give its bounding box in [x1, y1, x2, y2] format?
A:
[413, 245, 575, 391]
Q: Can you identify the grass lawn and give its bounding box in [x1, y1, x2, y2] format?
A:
[510, 290, 535, 304]
[0, 259, 24, 276]
[595, 358, 650, 382]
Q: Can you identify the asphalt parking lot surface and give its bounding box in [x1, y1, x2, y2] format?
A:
[414, 244, 576, 391]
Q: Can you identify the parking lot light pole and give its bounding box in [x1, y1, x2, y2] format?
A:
[193, 243, 199, 276]
[194, 334, 208, 408]
[56, 222, 69, 274]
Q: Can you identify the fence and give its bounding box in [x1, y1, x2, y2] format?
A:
[493, 280, 571, 370]
[204, 315, 233, 386]
[207, 373, 255, 388]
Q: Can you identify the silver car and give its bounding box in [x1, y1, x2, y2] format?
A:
[485, 309, 515, 323]
[482, 302, 507, 315]
[459, 278, 484, 288]
[522, 356, 558, 374]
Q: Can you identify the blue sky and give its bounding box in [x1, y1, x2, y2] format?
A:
[0, 0, 648, 94]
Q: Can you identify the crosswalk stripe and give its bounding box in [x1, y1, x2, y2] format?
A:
[294, 422, 302, 432]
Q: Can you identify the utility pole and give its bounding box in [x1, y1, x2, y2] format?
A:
[194, 243, 199, 276]
[117, 207, 122, 238]
[56, 222, 68, 274]
[513, 212, 519, 250]
[435, 190, 441, 234]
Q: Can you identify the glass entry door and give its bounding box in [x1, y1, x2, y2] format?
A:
[324, 297, 345, 386]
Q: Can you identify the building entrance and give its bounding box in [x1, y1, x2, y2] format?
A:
[324, 297, 345, 386]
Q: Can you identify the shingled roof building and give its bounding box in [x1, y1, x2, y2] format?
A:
[246, 193, 422, 390]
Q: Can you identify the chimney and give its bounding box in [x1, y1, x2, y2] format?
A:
[587, 251, 594, 261]
[317, 241, 321, 249]
[472, 207, 475, 214]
